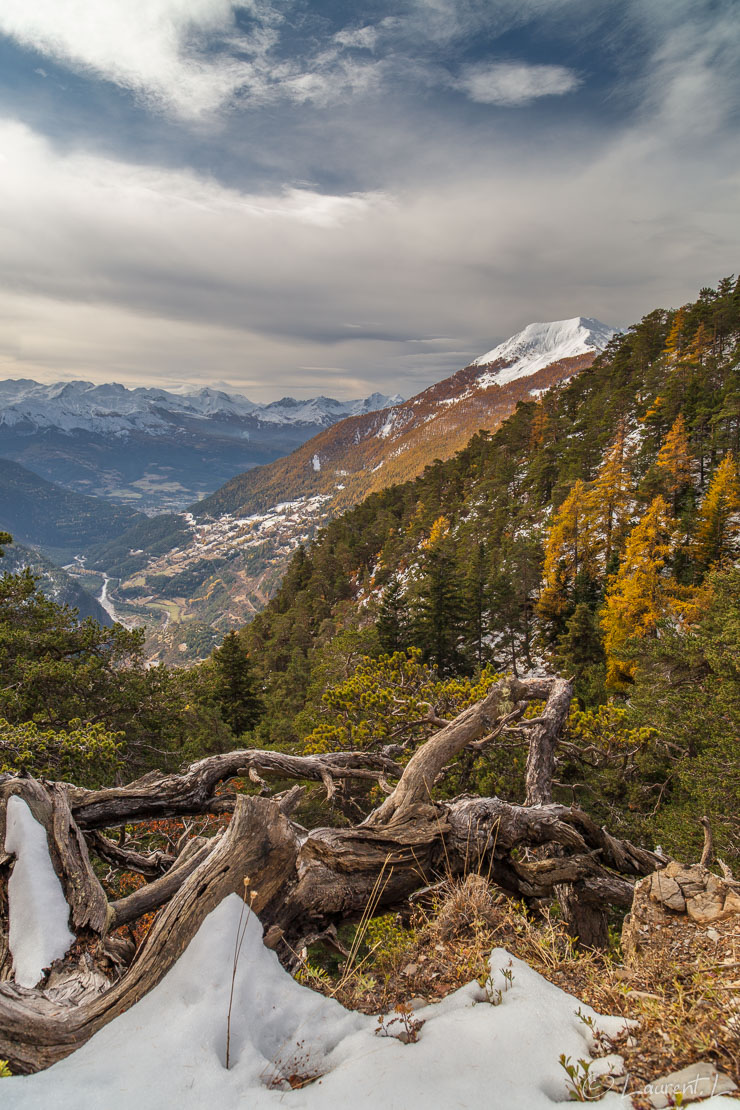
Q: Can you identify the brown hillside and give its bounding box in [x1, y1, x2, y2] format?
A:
[198, 351, 595, 521]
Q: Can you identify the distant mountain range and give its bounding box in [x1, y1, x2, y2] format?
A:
[87, 317, 615, 659]
[0, 380, 401, 513]
[200, 317, 615, 519]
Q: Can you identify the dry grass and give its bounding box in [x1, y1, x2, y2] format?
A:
[298, 874, 740, 1103]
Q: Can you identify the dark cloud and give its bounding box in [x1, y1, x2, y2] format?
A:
[0, 0, 736, 399]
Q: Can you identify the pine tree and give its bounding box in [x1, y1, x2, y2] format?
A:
[0, 532, 11, 556]
[692, 454, 740, 569]
[601, 496, 682, 689]
[212, 631, 263, 736]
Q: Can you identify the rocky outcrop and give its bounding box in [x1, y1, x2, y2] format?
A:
[622, 861, 740, 957]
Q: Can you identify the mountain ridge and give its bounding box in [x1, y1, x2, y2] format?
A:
[0, 379, 402, 513]
[88, 316, 614, 657]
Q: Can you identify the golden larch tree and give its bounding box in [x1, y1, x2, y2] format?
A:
[656, 413, 692, 507]
[538, 479, 600, 635]
[663, 307, 687, 359]
[601, 495, 683, 689]
[692, 454, 740, 569]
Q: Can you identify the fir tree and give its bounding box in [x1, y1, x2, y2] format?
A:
[591, 424, 632, 567]
[554, 602, 605, 707]
[376, 577, 411, 655]
[411, 519, 465, 675]
[212, 631, 263, 736]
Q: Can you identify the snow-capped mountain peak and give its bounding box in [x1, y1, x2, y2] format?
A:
[473, 317, 615, 387]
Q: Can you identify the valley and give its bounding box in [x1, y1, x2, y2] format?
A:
[87, 317, 614, 659]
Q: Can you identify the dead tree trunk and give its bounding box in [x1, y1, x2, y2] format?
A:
[0, 673, 667, 1073]
[522, 677, 610, 946]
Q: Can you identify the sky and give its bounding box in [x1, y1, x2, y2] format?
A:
[0, 0, 738, 402]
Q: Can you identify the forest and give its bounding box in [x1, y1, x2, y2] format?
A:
[0, 278, 738, 1095]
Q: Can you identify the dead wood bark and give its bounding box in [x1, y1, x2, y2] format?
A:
[85, 830, 175, 879]
[517, 676, 610, 947]
[0, 795, 298, 1073]
[524, 678, 574, 806]
[368, 676, 557, 825]
[65, 749, 402, 829]
[0, 673, 671, 1071]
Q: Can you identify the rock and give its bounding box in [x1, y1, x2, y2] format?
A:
[724, 888, 740, 916]
[644, 1061, 737, 1107]
[686, 890, 727, 924]
[649, 873, 686, 913]
[407, 996, 429, 1010]
[705, 927, 721, 943]
[623, 861, 740, 957]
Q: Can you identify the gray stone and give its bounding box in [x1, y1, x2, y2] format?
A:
[650, 872, 686, 913]
[645, 1061, 737, 1107]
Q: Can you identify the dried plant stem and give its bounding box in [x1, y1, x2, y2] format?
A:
[226, 878, 254, 1070]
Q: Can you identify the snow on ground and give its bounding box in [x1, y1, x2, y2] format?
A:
[473, 317, 615, 387]
[3, 796, 75, 988]
[5, 894, 734, 1109]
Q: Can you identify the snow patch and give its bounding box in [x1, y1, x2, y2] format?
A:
[312, 454, 321, 472]
[5, 897, 721, 1110]
[4, 795, 75, 987]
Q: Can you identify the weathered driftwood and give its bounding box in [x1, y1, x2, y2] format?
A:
[0, 672, 668, 1072]
[65, 748, 402, 829]
[0, 795, 297, 1073]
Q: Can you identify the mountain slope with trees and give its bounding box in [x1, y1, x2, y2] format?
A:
[0, 459, 144, 564]
[88, 319, 612, 658]
[241, 277, 740, 863]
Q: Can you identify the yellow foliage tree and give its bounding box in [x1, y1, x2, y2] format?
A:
[422, 515, 450, 549]
[656, 414, 692, 506]
[538, 479, 600, 634]
[601, 496, 683, 689]
[663, 307, 687, 358]
[692, 454, 740, 569]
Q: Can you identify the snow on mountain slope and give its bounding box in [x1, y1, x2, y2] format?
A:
[473, 317, 615, 386]
[0, 380, 402, 437]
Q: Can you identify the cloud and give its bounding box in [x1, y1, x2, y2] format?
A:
[0, 0, 268, 118]
[0, 92, 738, 399]
[0, 1, 736, 400]
[0, 0, 385, 119]
[457, 61, 581, 105]
[333, 26, 378, 51]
